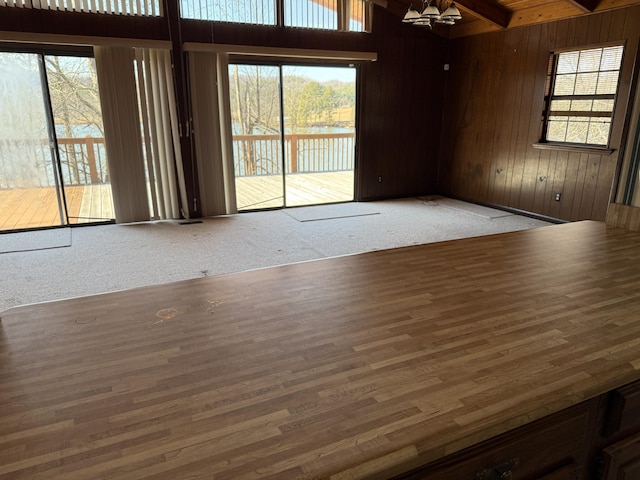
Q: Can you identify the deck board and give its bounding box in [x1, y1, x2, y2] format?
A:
[2, 221, 640, 479]
[235, 171, 354, 210]
[1, 172, 354, 230]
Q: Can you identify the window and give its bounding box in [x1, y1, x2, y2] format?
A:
[180, 0, 275, 24]
[284, 0, 338, 29]
[180, 0, 370, 31]
[541, 45, 624, 147]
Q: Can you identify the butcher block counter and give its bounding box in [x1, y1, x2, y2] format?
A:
[2, 220, 640, 479]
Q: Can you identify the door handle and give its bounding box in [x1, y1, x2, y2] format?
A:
[474, 458, 520, 480]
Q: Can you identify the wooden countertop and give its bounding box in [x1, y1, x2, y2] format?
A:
[1, 220, 640, 479]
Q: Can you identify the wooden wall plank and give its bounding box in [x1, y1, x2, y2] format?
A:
[514, 24, 545, 212]
[489, 30, 519, 206]
[504, 29, 528, 208]
[569, 154, 589, 220]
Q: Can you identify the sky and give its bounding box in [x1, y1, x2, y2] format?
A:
[286, 65, 356, 83]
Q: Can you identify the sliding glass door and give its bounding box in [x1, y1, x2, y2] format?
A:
[229, 62, 356, 211]
[0, 50, 113, 231]
[230, 64, 285, 210]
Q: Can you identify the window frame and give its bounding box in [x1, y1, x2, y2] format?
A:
[536, 42, 625, 154]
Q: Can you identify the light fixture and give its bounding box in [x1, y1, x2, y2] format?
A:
[402, 0, 462, 28]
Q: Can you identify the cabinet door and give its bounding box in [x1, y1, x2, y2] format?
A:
[601, 431, 640, 480]
[603, 381, 640, 437]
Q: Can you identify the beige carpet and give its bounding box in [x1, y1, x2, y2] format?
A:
[284, 202, 379, 222]
[0, 197, 553, 313]
[0, 228, 71, 254]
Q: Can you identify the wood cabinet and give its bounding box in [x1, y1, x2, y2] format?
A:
[600, 432, 640, 480]
[394, 399, 597, 480]
[394, 379, 640, 480]
[597, 381, 640, 480]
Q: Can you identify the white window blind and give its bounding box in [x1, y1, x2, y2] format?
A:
[284, 0, 338, 30]
[180, 0, 276, 24]
[1, 0, 161, 17]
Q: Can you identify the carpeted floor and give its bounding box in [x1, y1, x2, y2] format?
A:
[0, 197, 553, 313]
[0, 228, 72, 254]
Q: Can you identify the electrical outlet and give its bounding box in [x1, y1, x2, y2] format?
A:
[555, 193, 562, 201]
[378, 176, 382, 183]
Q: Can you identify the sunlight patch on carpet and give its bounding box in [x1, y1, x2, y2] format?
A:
[284, 203, 380, 222]
[0, 228, 72, 254]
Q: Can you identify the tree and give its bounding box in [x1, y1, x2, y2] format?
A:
[45, 55, 105, 184]
[0, 53, 52, 188]
[229, 65, 280, 175]
[45, 56, 104, 138]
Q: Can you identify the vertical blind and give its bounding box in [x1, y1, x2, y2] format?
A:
[188, 51, 237, 216]
[1, 0, 161, 15]
[94, 46, 189, 223]
[94, 46, 151, 224]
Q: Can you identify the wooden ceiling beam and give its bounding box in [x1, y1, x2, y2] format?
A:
[565, 0, 600, 12]
[455, 0, 512, 29]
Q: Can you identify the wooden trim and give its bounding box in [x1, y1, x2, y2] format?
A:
[0, 30, 172, 48]
[532, 142, 615, 155]
[565, 0, 599, 13]
[548, 111, 612, 117]
[606, 203, 640, 230]
[551, 40, 626, 54]
[183, 42, 378, 61]
[455, 0, 511, 29]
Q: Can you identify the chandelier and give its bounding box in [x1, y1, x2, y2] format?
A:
[402, 0, 462, 27]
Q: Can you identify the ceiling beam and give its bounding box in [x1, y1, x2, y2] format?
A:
[455, 0, 512, 29]
[565, 0, 600, 12]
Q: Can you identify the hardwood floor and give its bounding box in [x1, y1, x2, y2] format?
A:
[1, 221, 640, 479]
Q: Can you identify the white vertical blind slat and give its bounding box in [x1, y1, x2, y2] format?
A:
[134, 48, 160, 219]
[161, 50, 191, 219]
[151, 49, 180, 218]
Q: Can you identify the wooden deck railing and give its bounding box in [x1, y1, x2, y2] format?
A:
[0, 136, 108, 189]
[0, 131, 355, 189]
[57, 136, 109, 185]
[233, 132, 355, 177]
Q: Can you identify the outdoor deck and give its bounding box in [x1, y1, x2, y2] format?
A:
[235, 171, 354, 210]
[0, 171, 354, 230]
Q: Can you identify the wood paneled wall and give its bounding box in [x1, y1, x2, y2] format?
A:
[357, 10, 447, 200]
[438, 6, 640, 222]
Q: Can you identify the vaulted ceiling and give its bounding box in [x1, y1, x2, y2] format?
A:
[381, 0, 640, 37]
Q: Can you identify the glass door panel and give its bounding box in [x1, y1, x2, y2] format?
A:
[45, 54, 114, 224]
[0, 52, 64, 231]
[282, 65, 356, 207]
[229, 64, 285, 211]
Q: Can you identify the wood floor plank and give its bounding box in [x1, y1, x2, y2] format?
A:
[1, 221, 640, 478]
